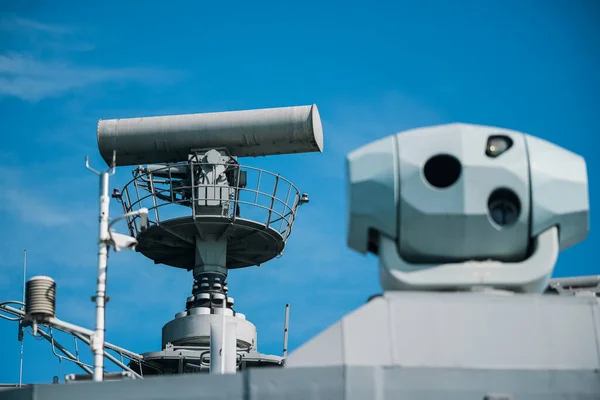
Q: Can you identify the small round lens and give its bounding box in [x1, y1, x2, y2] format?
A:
[486, 135, 513, 158]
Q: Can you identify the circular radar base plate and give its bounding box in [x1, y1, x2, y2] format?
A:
[135, 216, 285, 270]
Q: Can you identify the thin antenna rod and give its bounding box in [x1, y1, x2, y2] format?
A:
[18, 250, 27, 387]
[92, 171, 110, 382]
[86, 151, 116, 382]
[282, 303, 290, 360]
[221, 296, 226, 374]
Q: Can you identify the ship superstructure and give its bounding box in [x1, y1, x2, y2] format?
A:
[1, 116, 599, 399]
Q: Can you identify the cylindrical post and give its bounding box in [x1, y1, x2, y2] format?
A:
[223, 321, 237, 373]
[283, 303, 290, 359]
[209, 322, 223, 374]
[93, 172, 110, 382]
[210, 299, 237, 374]
[147, 172, 160, 224]
[220, 296, 226, 374]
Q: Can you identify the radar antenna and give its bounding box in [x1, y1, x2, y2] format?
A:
[0, 104, 323, 384]
[97, 104, 322, 376]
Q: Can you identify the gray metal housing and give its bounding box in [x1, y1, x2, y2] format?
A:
[346, 123, 589, 292]
[287, 291, 600, 370]
[97, 104, 324, 166]
[346, 123, 589, 259]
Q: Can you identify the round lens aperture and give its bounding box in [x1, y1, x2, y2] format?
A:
[488, 188, 521, 227]
[423, 154, 462, 189]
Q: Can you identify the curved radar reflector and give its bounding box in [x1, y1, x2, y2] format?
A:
[97, 104, 324, 166]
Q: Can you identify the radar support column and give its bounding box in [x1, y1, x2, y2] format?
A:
[193, 236, 228, 292]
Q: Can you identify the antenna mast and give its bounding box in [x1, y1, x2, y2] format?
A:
[85, 153, 148, 382]
[85, 154, 116, 382]
[18, 249, 26, 387]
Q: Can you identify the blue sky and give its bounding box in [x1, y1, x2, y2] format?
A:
[0, 0, 598, 384]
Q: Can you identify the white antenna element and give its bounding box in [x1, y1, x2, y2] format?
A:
[282, 303, 290, 360]
[85, 153, 149, 382]
[18, 249, 26, 387]
[85, 154, 115, 383]
[220, 297, 226, 374]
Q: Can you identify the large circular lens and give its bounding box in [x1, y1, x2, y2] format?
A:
[488, 188, 521, 227]
[423, 154, 462, 188]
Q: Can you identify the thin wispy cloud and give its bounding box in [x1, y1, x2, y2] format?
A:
[0, 53, 181, 102]
[0, 188, 76, 228]
[0, 16, 71, 35]
[0, 16, 185, 102]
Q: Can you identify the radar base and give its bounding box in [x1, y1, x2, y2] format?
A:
[132, 347, 283, 375]
[135, 216, 285, 270]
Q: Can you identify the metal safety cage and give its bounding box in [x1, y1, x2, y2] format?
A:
[115, 162, 302, 243]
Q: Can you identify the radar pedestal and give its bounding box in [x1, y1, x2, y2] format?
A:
[117, 149, 301, 373]
[103, 105, 321, 374]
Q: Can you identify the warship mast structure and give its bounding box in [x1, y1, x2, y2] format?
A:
[97, 105, 323, 376]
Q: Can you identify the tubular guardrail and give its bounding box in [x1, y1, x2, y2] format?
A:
[117, 162, 302, 241]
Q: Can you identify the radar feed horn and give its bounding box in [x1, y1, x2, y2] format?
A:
[346, 123, 589, 293]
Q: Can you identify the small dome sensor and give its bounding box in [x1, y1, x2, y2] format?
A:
[423, 154, 462, 188]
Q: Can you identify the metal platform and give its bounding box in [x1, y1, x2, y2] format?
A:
[135, 216, 285, 269]
[116, 161, 303, 270]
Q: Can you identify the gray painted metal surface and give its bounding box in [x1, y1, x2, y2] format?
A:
[97, 104, 324, 166]
[162, 311, 256, 348]
[346, 123, 588, 259]
[548, 275, 600, 296]
[1, 366, 598, 399]
[287, 291, 600, 370]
